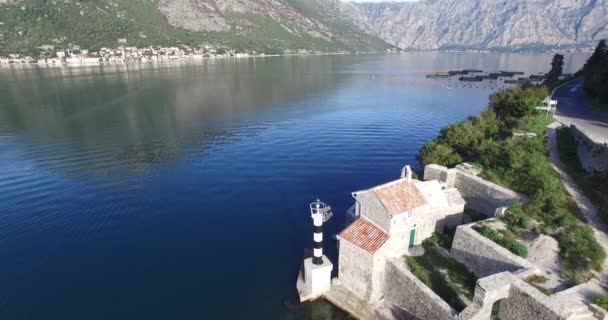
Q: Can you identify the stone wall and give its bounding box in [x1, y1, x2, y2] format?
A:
[453, 171, 528, 218]
[424, 164, 528, 218]
[382, 258, 457, 320]
[571, 125, 608, 173]
[451, 222, 534, 278]
[337, 239, 375, 300]
[424, 164, 456, 187]
[498, 280, 573, 320]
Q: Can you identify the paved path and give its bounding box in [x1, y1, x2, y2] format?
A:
[553, 79, 608, 145]
[545, 122, 608, 307]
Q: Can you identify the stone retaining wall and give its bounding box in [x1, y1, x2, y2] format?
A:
[571, 125, 608, 173]
[453, 171, 528, 218]
[451, 222, 534, 278]
[498, 280, 573, 320]
[382, 258, 457, 320]
[424, 164, 528, 218]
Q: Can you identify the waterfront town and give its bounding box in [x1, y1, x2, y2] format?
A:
[0, 44, 267, 66]
[0, 43, 589, 68]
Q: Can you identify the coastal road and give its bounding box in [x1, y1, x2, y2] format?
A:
[546, 122, 608, 308]
[553, 79, 608, 145]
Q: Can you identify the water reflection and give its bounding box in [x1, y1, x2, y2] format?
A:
[0, 57, 346, 177]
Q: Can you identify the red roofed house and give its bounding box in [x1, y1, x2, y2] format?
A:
[336, 166, 465, 302]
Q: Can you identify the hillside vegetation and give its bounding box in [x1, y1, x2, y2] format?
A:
[418, 61, 606, 284]
[0, 0, 391, 55]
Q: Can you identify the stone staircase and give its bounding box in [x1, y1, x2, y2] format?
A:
[569, 305, 597, 320]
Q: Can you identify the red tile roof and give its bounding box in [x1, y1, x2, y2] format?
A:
[338, 218, 389, 254]
[372, 179, 427, 216]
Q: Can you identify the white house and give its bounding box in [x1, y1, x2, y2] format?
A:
[336, 166, 465, 302]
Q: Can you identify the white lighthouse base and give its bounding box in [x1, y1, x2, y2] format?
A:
[296, 256, 333, 302]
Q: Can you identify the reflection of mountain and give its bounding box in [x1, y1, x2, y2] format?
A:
[0, 58, 342, 178]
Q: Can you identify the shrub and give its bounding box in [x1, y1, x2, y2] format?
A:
[438, 120, 485, 158]
[502, 201, 532, 231]
[405, 256, 431, 285]
[423, 231, 455, 250]
[489, 88, 536, 125]
[562, 269, 592, 286]
[559, 225, 606, 273]
[418, 141, 463, 167]
[473, 224, 528, 258]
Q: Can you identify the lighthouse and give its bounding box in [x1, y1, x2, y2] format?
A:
[296, 199, 334, 302]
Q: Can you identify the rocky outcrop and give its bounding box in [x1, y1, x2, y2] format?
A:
[157, 0, 384, 50]
[354, 0, 608, 51]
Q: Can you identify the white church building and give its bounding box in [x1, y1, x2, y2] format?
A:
[336, 166, 466, 302]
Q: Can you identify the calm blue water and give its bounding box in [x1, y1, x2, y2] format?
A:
[0, 52, 589, 319]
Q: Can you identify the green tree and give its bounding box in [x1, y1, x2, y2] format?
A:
[582, 40, 607, 76]
[581, 40, 608, 105]
[544, 54, 564, 88]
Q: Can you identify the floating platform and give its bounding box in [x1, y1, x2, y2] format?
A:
[463, 69, 483, 73]
[449, 70, 468, 75]
[499, 71, 525, 75]
[426, 73, 451, 79]
[479, 74, 499, 80]
[459, 76, 483, 82]
[529, 74, 546, 81]
[504, 79, 529, 84]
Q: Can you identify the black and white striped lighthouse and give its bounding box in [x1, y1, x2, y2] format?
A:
[297, 199, 334, 301]
[310, 199, 330, 265]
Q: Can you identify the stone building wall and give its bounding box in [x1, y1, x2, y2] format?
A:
[337, 239, 375, 300]
[571, 125, 608, 173]
[355, 191, 391, 231]
[382, 258, 457, 320]
[498, 280, 573, 320]
[451, 222, 534, 278]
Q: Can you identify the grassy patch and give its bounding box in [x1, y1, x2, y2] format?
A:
[472, 224, 529, 258]
[405, 245, 477, 311]
[593, 294, 608, 311]
[423, 230, 456, 250]
[515, 114, 555, 136]
[524, 274, 553, 295]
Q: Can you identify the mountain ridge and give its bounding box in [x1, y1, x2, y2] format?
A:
[353, 0, 608, 51]
[0, 0, 391, 55]
[0, 0, 606, 55]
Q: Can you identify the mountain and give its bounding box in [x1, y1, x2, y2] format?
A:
[1, 0, 606, 55]
[0, 0, 391, 55]
[353, 0, 608, 51]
